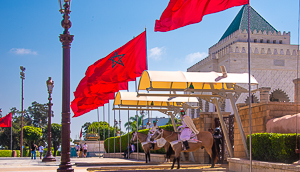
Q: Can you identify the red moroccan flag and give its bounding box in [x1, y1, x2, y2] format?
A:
[0, 112, 11, 127]
[155, 0, 249, 32]
[71, 82, 128, 117]
[71, 31, 146, 117]
[86, 31, 147, 85]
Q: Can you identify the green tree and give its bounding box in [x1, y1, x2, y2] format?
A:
[26, 101, 53, 128]
[0, 107, 21, 150]
[22, 126, 42, 156]
[43, 123, 61, 156]
[87, 121, 116, 140]
[124, 113, 145, 132]
[166, 116, 181, 125]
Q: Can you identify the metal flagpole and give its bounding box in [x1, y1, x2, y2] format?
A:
[127, 88, 130, 159]
[119, 107, 121, 154]
[114, 103, 116, 156]
[135, 79, 139, 160]
[247, 3, 252, 172]
[11, 112, 12, 151]
[108, 102, 110, 154]
[97, 108, 100, 158]
[103, 105, 105, 154]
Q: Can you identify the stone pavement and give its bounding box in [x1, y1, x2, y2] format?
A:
[0, 157, 228, 172]
[0, 157, 139, 172]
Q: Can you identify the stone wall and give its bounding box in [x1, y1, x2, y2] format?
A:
[192, 112, 231, 163]
[235, 102, 300, 158]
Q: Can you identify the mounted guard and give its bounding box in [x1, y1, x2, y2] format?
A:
[177, 109, 200, 150]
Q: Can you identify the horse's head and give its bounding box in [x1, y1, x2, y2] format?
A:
[131, 131, 137, 142]
[150, 128, 163, 141]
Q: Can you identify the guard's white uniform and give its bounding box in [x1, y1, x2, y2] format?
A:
[177, 115, 192, 141]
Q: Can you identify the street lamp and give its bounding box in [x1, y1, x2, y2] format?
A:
[43, 77, 56, 162]
[57, 0, 74, 171]
[20, 66, 25, 157]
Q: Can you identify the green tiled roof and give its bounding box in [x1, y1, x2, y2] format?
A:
[219, 5, 278, 42]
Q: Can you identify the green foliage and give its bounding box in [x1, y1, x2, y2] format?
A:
[166, 116, 181, 125]
[43, 123, 61, 156]
[87, 121, 115, 140]
[26, 101, 53, 128]
[0, 150, 20, 157]
[247, 133, 300, 163]
[104, 124, 178, 154]
[22, 126, 42, 142]
[124, 114, 145, 132]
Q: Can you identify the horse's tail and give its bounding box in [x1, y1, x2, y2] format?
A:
[212, 138, 218, 164]
[166, 144, 174, 159]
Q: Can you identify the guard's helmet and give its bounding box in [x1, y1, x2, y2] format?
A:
[180, 110, 185, 115]
[214, 127, 221, 135]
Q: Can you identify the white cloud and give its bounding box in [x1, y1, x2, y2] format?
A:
[9, 48, 37, 55]
[149, 47, 164, 60]
[185, 52, 208, 63]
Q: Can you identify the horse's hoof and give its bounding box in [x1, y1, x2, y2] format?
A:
[210, 165, 215, 168]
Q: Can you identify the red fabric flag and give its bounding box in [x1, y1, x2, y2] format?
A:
[86, 31, 147, 84]
[0, 112, 11, 127]
[71, 31, 146, 117]
[71, 82, 128, 117]
[155, 0, 249, 32]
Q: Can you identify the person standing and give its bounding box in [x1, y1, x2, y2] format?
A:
[31, 144, 37, 160]
[38, 145, 44, 159]
[82, 143, 88, 158]
[75, 144, 80, 158]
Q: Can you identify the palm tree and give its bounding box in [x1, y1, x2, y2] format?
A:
[124, 112, 145, 132]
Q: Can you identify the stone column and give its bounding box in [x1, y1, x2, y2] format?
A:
[293, 78, 300, 102]
[259, 87, 271, 103]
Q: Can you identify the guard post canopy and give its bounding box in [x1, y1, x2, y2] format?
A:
[138, 70, 258, 93]
[114, 92, 199, 110]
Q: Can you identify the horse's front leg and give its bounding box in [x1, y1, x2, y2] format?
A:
[148, 152, 151, 162]
[177, 157, 180, 169]
[145, 152, 148, 163]
[171, 156, 176, 169]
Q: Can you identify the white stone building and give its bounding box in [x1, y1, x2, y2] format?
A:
[187, 5, 299, 116]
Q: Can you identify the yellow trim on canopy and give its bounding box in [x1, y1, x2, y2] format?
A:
[114, 92, 198, 107]
[138, 70, 258, 91]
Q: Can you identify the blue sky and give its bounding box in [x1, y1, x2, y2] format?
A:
[0, 0, 299, 141]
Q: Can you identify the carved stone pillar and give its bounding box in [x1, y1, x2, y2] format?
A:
[259, 87, 271, 103]
[293, 78, 300, 102]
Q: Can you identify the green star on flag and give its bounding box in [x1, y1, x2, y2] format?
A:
[109, 52, 125, 68]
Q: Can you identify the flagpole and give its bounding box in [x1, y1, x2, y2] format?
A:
[103, 105, 105, 155]
[145, 27, 148, 70]
[135, 79, 139, 160]
[247, 3, 252, 172]
[11, 112, 12, 151]
[108, 102, 110, 154]
[113, 99, 116, 156]
[97, 108, 100, 158]
[127, 87, 130, 159]
[119, 107, 121, 154]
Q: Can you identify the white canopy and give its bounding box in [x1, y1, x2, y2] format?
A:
[114, 92, 198, 107]
[138, 70, 258, 92]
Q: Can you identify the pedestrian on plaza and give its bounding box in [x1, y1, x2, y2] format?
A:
[31, 144, 37, 160]
[82, 143, 88, 158]
[38, 145, 44, 159]
[75, 144, 80, 158]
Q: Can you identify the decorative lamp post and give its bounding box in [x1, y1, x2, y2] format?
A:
[57, 0, 74, 171]
[43, 77, 56, 162]
[20, 66, 25, 157]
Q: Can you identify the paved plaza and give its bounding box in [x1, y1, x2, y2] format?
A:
[0, 157, 141, 172]
[0, 157, 228, 172]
